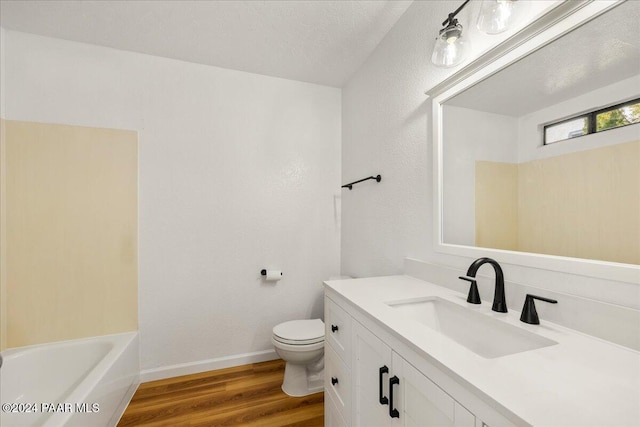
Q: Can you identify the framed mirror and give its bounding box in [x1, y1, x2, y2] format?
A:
[429, 0, 639, 283]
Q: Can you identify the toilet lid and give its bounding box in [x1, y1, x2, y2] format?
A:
[273, 319, 324, 345]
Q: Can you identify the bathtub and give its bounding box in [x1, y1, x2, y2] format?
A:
[0, 332, 139, 427]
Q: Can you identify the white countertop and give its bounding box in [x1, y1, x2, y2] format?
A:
[324, 275, 640, 427]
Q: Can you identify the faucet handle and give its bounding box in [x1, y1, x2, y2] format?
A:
[520, 294, 557, 325]
[459, 276, 481, 304]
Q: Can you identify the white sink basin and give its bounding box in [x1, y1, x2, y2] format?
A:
[386, 297, 557, 358]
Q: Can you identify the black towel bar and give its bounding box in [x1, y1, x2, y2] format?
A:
[342, 175, 381, 190]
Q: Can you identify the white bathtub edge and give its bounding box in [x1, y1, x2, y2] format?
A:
[2, 331, 140, 427]
[65, 331, 139, 427]
[109, 377, 139, 427]
[140, 349, 279, 383]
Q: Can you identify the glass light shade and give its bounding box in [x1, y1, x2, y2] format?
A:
[477, 0, 528, 34]
[431, 23, 471, 68]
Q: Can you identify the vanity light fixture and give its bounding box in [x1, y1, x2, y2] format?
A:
[477, 0, 527, 34]
[431, 0, 472, 68]
[431, 0, 525, 68]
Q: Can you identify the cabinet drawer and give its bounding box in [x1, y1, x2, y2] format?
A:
[325, 296, 352, 366]
[325, 384, 349, 427]
[325, 344, 351, 426]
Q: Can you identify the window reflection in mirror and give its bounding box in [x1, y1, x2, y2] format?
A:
[441, 0, 640, 265]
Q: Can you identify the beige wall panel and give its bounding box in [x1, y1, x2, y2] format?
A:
[475, 161, 519, 251]
[4, 120, 137, 348]
[518, 140, 639, 265]
[1, 118, 7, 350]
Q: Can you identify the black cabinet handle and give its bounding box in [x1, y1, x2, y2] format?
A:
[389, 375, 400, 418]
[331, 324, 339, 333]
[379, 365, 389, 405]
[331, 377, 339, 386]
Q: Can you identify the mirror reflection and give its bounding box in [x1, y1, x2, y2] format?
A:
[442, 1, 640, 265]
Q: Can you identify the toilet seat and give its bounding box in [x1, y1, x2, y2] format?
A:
[271, 338, 324, 352]
[273, 319, 324, 346]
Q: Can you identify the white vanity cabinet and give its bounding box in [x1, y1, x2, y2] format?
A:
[352, 318, 476, 427]
[325, 297, 353, 426]
[325, 274, 640, 427]
[392, 353, 476, 427]
[326, 294, 479, 427]
[352, 320, 392, 426]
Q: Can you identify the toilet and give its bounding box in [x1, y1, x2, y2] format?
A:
[272, 318, 325, 397]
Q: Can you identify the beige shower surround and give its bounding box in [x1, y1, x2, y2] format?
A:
[476, 140, 640, 265]
[0, 119, 138, 349]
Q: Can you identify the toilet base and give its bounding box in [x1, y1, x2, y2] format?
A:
[281, 358, 324, 397]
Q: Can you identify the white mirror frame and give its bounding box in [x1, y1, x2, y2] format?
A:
[428, 0, 639, 284]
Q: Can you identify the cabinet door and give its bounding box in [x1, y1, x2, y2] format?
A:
[325, 385, 348, 427]
[352, 321, 393, 427]
[392, 353, 475, 427]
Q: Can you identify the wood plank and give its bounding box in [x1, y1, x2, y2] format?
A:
[118, 359, 324, 427]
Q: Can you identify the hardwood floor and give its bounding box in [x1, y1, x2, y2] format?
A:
[117, 359, 324, 427]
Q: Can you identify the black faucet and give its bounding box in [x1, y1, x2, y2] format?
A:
[459, 257, 508, 313]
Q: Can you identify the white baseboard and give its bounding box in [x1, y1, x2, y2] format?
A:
[140, 349, 279, 383]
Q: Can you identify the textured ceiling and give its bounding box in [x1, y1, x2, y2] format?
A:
[448, 0, 640, 116]
[0, 0, 413, 87]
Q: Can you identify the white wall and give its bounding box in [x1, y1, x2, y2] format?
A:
[1, 27, 5, 117]
[341, 0, 555, 277]
[2, 30, 341, 375]
[341, 0, 639, 320]
[442, 106, 517, 246]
